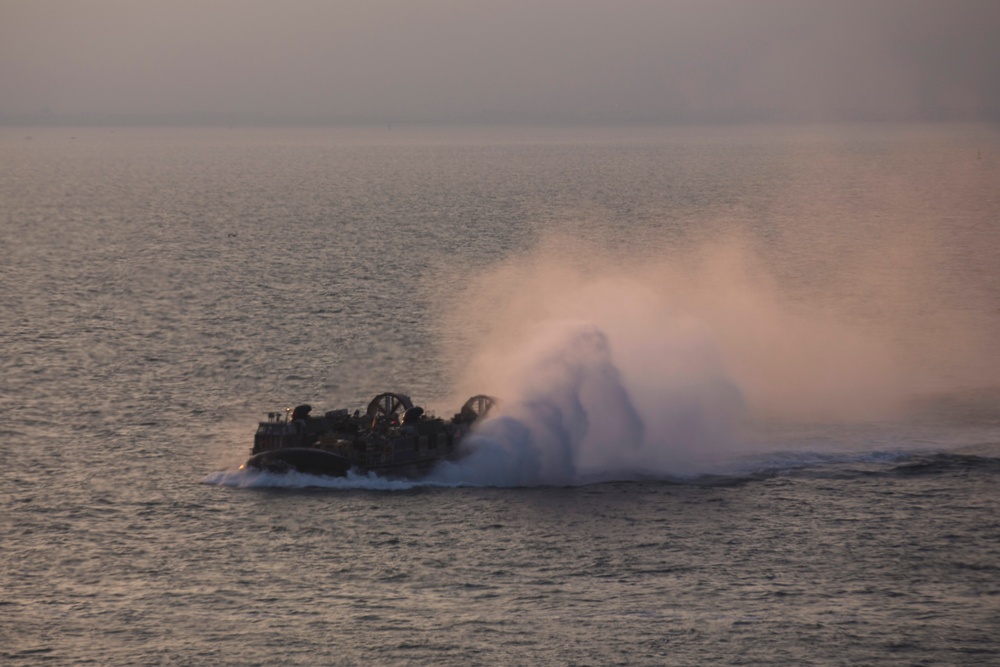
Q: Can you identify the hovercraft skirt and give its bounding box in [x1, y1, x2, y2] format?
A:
[244, 448, 352, 477]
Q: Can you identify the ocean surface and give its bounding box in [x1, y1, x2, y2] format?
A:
[2, 124, 1000, 666]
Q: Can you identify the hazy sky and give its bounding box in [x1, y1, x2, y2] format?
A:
[2, 0, 999, 123]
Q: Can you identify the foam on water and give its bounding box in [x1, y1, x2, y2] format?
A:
[203, 466, 425, 491]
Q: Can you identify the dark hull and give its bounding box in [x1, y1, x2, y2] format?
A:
[246, 393, 495, 479]
[242, 446, 450, 479]
[243, 448, 352, 477]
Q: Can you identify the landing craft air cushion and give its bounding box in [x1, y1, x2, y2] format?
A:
[243, 392, 496, 478]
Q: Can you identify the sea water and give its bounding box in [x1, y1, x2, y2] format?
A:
[2, 124, 999, 665]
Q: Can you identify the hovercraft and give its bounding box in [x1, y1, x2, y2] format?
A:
[242, 393, 495, 478]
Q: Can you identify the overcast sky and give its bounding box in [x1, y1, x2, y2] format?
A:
[2, 0, 999, 123]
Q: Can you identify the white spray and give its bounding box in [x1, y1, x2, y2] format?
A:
[430, 271, 746, 486]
